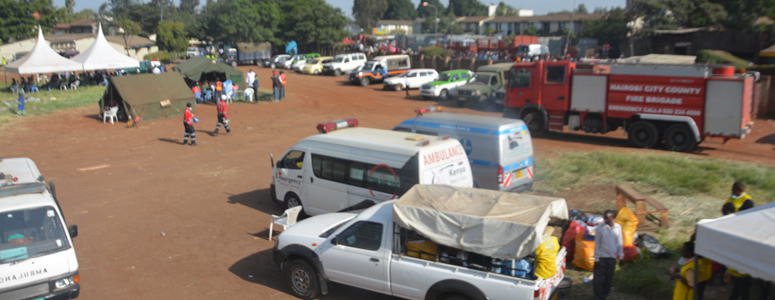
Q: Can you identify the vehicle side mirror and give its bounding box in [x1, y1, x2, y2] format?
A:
[331, 237, 338, 245]
[69, 225, 78, 238]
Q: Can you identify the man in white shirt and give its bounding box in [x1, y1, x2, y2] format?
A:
[593, 210, 623, 300]
[246, 69, 256, 87]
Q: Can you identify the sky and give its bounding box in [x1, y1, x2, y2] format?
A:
[71, 0, 626, 18]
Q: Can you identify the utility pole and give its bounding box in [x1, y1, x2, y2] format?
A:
[423, 2, 438, 35]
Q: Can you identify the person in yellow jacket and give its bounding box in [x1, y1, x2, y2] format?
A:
[724, 181, 754, 212]
[535, 227, 560, 279]
[671, 242, 711, 300]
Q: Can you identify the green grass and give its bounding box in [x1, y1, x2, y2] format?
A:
[534, 151, 775, 299]
[0, 85, 105, 125]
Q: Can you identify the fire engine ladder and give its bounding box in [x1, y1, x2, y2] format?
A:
[548, 114, 564, 131]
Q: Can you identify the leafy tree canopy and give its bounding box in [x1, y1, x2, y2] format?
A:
[383, 0, 417, 20]
[197, 0, 281, 44]
[279, 0, 348, 48]
[0, 0, 62, 43]
[353, 0, 388, 29]
[156, 20, 188, 51]
[416, 0, 443, 18]
[448, 0, 487, 16]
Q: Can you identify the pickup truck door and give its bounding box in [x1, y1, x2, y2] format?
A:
[319, 220, 391, 294]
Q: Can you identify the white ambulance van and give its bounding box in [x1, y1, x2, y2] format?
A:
[393, 107, 535, 192]
[270, 118, 474, 216]
[0, 157, 80, 300]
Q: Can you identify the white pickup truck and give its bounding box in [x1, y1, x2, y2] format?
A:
[273, 185, 571, 300]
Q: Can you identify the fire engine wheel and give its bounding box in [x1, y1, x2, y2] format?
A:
[334, 69, 342, 76]
[522, 111, 547, 137]
[628, 121, 659, 149]
[664, 124, 697, 152]
[286, 259, 320, 299]
[360, 77, 370, 87]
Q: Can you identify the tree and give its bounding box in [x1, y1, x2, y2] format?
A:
[156, 20, 188, 51]
[576, 3, 588, 14]
[114, 16, 140, 55]
[448, 0, 487, 16]
[496, 1, 517, 16]
[484, 26, 495, 35]
[713, 0, 775, 30]
[0, 0, 61, 43]
[523, 24, 538, 36]
[68, 8, 96, 22]
[99, 3, 111, 18]
[110, 0, 132, 17]
[581, 8, 628, 56]
[416, 0, 444, 18]
[422, 11, 460, 34]
[197, 0, 280, 44]
[179, 0, 199, 15]
[383, 0, 417, 20]
[628, 0, 727, 33]
[353, 0, 388, 29]
[66, 0, 75, 15]
[280, 0, 348, 49]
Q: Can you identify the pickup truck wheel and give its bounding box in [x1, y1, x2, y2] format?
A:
[628, 121, 659, 149]
[360, 77, 370, 87]
[441, 294, 470, 300]
[522, 111, 547, 137]
[395, 84, 402, 91]
[334, 69, 342, 76]
[439, 89, 449, 100]
[664, 124, 697, 152]
[287, 259, 320, 299]
[271, 63, 276, 69]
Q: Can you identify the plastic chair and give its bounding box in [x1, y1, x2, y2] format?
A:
[269, 206, 303, 240]
[104, 106, 119, 124]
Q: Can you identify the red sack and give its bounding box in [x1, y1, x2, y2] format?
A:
[622, 245, 639, 263]
[562, 222, 586, 262]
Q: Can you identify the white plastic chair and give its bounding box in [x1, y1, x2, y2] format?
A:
[269, 206, 303, 240]
[103, 106, 118, 124]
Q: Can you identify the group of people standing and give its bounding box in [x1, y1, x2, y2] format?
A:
[271, 70, 286, 102]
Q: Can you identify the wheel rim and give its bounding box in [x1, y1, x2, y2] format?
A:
[672, 132, 686, 145]
[291, 266, 311, 293]
[440, 90, 448, 99]
[314, 70, 318, 75]
[634, 127, 651, 143]
[287, 197, 301, 209]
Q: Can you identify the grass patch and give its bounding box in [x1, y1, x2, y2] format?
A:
[0, 86, 105, 125]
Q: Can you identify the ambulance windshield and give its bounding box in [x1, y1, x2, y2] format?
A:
[0, 206, 70, 264]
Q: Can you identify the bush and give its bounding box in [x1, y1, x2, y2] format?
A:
[695, 50, 749, 69]
[421, 46, 453, 58]
[143, 51, 184, 64]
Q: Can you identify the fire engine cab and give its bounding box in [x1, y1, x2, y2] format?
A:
[503, 60, 756, 152]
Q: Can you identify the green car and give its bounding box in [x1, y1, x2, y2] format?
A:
[290, 53, 321, 71]
[419, 69, 475, 100]
[455, 63, 513, 107]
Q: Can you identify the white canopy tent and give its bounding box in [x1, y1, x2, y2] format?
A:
[70, 23, 139, 71]
[696, 201, 775, 282]
[4, 26, 83, 74]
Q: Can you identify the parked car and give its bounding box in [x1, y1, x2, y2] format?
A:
[348, 54, 411, 86]
[323, 53, 367, 76]
[420, 69, 475, 100]
[264, 54, 292, 68]
[301, 56, 333, 75]
[383, 68, 439, 91]
[292, 53, 321, 72]
[273, 184, 571, 300]
[455, 63, 513, 107]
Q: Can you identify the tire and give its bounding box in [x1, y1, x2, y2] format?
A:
[628, 121, 659, 149]
[522, 111, 547, 137]
[270, 63, 276, 69]
[313, 70, 319, 75]
[334, 69, 342, 76]
[286, 260, 320, 300]
[441, 294, 470, 300]
[664, 124, 697, 152]
[285, 194, 302, 210]
[439, 89, 448, 100]
[360, 77, 370, 87]
[395, 84, 402, 91]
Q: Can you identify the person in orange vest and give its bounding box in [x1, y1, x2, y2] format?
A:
[279, 71, 286, 99]
[215, 80, 224, 102]
[213, 95, 231, 135]
[183, 103, 198, 146]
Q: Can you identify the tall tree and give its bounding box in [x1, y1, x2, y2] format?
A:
[114, 16, 140, 55]
[353, 0, 388, 29]
[448, 0, 487, 16]
[495, 1, 517, 16]
[197, 0, 280, 44]
[66, 0, 75, 15]
[629, 0, 727, 33]
[0, 0, 61, 43]
[99, 3, 111, 18]
[711, 0, 770, 30]
[416, 0, 444, 18]
[279, 0, 348, 49]
[383, 0, 417, 20]
[156, 20, 188, 51]
[581, 8, 628, 57]
[576, 3, 588, 14]
[179, 0, 199, 15]
[110, 0, 132, 17]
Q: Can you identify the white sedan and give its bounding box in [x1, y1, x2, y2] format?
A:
[383, 69, 439, 91]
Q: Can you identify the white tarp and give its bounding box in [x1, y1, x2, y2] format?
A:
[696, 201, 775, 282]
[4, 26, 83, 75]
[70, 23, 139, 71]
[393, 184, 568, 259]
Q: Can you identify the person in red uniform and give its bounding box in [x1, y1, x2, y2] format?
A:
[183, 103, 197, 145]
[214, 95, 231, 135]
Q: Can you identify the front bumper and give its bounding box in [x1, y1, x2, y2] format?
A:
[273, 247, 285, 268]
[420, 88, 440, 97]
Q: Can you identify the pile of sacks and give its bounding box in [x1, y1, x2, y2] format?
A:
[563, 207, 641, 271]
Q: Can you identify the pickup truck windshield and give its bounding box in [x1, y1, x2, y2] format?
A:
[334, 56, 345, 63]
[362, 62, 377, 71]
[439, 73, 452, 81]
[0, 206, 70, 264]
[473, 75, 492, 84]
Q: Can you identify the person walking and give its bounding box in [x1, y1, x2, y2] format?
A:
[593, 210, 624, 300]
[279, 71, 286, 99]
[183, 103, 197, 146]
[404, 74, 411, 98]
[213, 95, 231, 136]
[17, 90, 25, 116]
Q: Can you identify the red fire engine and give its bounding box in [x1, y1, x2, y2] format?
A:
[503, 61, 756, 152]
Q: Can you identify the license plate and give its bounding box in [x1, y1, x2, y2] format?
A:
[515, 170, 523, 179]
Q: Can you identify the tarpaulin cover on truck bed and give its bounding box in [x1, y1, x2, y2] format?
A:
[393, 185, 568, 260]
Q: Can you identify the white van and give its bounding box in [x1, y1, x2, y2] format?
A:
[0, 157, 80, 299]
[270, 119, 474, 216]
[393, 108, 535, 192]
[323, 53, 367, 76]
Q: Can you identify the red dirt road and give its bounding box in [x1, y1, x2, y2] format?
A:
[1, 66, 773, 300]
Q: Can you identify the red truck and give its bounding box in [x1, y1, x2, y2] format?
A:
[502, 60, 756, 152]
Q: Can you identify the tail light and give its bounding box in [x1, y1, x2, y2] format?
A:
[317, 118, 359, 133]
[497, 165, 503, 185]
[533, 289, 540, 299]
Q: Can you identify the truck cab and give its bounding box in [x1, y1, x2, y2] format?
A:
[0, 157, 80, 300]
[504, 60, 574, 135]
[456, 63, 513, 107]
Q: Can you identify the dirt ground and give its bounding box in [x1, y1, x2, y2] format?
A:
[1, 65, 773, 300]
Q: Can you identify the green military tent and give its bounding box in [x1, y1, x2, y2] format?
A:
[100, 73, 194, 122]
[176, 56, 244, 89]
